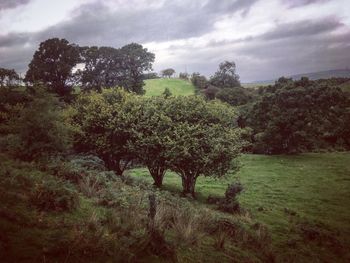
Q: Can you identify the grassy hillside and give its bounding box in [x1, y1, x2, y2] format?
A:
[144, 78, 195, 97]
[130, 152, 350, 262]
[0, 154, 275, 262]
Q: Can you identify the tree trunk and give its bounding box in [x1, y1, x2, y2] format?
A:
[181, 174, 197, 198]
[148, 165, 166, 188]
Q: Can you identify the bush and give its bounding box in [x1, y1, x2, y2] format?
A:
[1, 87, 73, 161]
[209, 182, 244, 213]
[30, 178, 79, 212]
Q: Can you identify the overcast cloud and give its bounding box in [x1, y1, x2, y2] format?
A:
[0, 0, 349, 82]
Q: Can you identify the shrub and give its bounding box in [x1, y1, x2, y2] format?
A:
[210, 182, 244, 213]
[1, 87, 73, 161]
[30, 178, 79, 212]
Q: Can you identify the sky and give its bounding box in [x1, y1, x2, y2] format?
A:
[0, 0, 349, 82]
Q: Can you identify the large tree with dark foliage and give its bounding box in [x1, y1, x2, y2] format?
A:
[25, 38, 80, 99]
[0, 68, 20, 88]
[161, 68, 175, 78]
[79, 43, 154, 94]
[191, 72, 208, 90]
[216, 87, 252, 106]
[210, 61, 240, 89]
[0, 86, 72, 161]
[246, 79, 350, 154]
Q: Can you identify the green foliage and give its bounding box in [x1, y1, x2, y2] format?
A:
[25, 38, 80, 99]
[179, 72, 189, 80]
[30, 177, 79, 212]
[70, 88, 142, 174]
[202, 84, 220, 100]
[161, 68, 175, 78]
[246, 82, 350, 153]
[78, 43, 154, 94]
[0, 86, 73, 161]
[162, 87, 172, 98]
[210, 61, 240, 89]
[130, 96, 172, 187]
[191, 72, 208, 90]
[162, 96, 242, 196]
[0, 67, 20, 88]
[216, 87, 252, 106]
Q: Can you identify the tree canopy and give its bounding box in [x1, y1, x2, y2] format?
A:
[245, 81, 350, 154]
[0, 68, 20, 88]
[161, 68, 175, 78]
[78, 43, 154, 94]
[25, 38, 80, 99]
[210, 61, 240, 89]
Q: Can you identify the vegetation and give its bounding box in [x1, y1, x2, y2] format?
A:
[1, 36, 350, 262]
[78, 43, 154, 94]
[161, 68, 175, 78]
[130, 153, 350, 262]
[25, 38, 80, 99]
[243, 77, 350, 153]
[0, 67, 20, 88]
[144, 78, 195, 96]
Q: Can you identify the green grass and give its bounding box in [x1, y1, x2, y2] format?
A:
[144, 78, 195, 97]
[339, 80, 350, 92]
[129, 153, 350, 261]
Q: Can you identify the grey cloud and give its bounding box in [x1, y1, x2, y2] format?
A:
[0, 32, 31, 47]
[158, 25, 350, 81]
[282, 0, 330, 8]
[0, 0, 349, 82]
[37, 0, 258, 47]
[0, 0, 259, 73]
[0, 0, 31, 10]
[261, 18, 343, 40]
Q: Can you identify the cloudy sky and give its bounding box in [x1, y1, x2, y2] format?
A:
[0, 0, 349, 82]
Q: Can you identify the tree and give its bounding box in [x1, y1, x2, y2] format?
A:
[79, 43, 155, 94]
[0, 86, 73, 161]
[163, 96, 242, 197]
[216, 87, 252, 106]
[25, 38, 80, 99]
[162, 87, 172, 98]
[78, 46, 120, 92]
[246, 81, 350, 154]
[161, 68, 175, 78]
[191, 72, 207, 90]
[130, 97, 172, 187]
[179, 72, 189, 80]
[70, 88, 142, 175]
[202, 85, 219, 100]
[210, 61, 240, 89]
[0, 68, 20, 88]
[119, 43, 155, 94]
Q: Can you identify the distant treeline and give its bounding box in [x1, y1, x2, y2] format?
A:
[193, 75, 350, 154]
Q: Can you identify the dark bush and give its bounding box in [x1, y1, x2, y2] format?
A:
[225, 182, 243, 199]
[30, 178, 79, 212]
[212, 182, 244, 213]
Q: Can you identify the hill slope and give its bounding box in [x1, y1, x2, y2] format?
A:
[247, 69, 350, 86]
[144, 78, 195, 97]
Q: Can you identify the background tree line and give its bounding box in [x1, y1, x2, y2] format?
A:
[23, 38, 155, 100]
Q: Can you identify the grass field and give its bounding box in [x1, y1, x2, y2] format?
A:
[144, 78, 195, 96]
[129, 152, 350, 261]
[339, 80, 350, 92]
